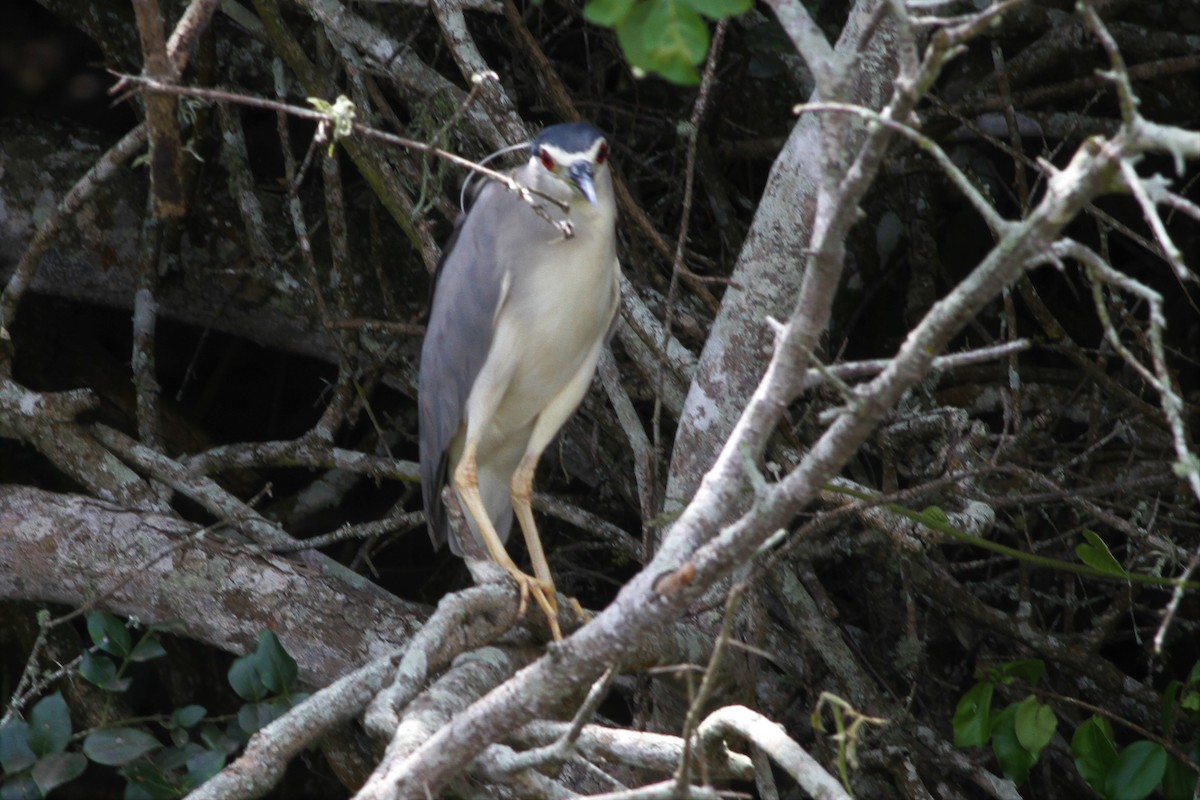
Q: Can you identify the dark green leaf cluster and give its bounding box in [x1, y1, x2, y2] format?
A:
[0, 693, 87, 799]
[227, 631, 309, 736]
[79, 612, 167, 693]
[582, 0, 751, 84]
[952, 658, 1200, 799]
[2, 615, 304, 798]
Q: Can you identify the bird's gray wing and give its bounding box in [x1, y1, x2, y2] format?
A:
[419, 181, 510, 550]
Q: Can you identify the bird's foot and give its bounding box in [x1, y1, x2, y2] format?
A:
[566, 596, 591, 626]
[506, 568, 562, 641]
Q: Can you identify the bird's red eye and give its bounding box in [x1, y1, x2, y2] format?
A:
[539, 149, 555, 170]
[596, 142, 609, 165]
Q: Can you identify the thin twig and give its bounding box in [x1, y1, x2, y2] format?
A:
[675, 582, 744, 790]
[654, 20, 728, 534]
[493, 666, 617, 774]
[794, 101, 1011, 235]
[798, 340, 1030, 391]
[116, 74, 572, 218]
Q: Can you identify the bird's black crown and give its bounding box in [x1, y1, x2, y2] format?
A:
[532, 122, 606, 155]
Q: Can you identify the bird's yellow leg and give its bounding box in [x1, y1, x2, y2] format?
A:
[509, 355, 607, 639]
[454, 439, 561, 639]
[512, 454, 594, 640]
[510, 456, 557, 598]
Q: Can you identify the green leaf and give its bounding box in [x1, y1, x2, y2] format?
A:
[615, 0, 705, 84]
[83, 729, 162, 767]
[0, 773, 41, 800]
[285, 693, 311, 711]
[1072, 716, 1117, 791]
[0, 722, 37, 774]
[615, 2, 655, 73]
[952, 681, 994, 748]
[236, 703, 276, 737]
[1013, 695, 1057, 758]
[1181, 690, 1200, 713]
[124, 782, 169, 800]
[1105, 741, 1167, 800]
[986, 659, 1045, 686]
[227, 658, 268, 702]
[583, 0, 636, 26]
[170, 707, 206, 730]
[87, 612, 132, 657]
[252, 632, 297, 695]
[181, 750, 224, 791]
[78, 651, 113, 685]
[221, 721, 249, 749]
[31, 752, 87, 795]
[644, 0, 707, 76]
[1188, 659, 1200, 685]
[165, 709, 205, 749]
[228, 631, 298, 701]
[590, 0, 737, 83]
[1162, 753, 1199, 800]
[647, 49, 701, 84]
[152, 743, 205, 772]
[79, 652, 131, 693]
[27, 693, 71, 756]
[198, 724, 244, 755]
[1076, 530, 1128, 577]
[128, 638, 167, 663]
[990, 705, 1037, 785]
[679, 0, 750, 19]
[120, 762, 178, 800]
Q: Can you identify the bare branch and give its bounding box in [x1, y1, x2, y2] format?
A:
[696, 705, 851, 800]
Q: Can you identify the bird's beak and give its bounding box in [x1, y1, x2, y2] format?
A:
[567, 162, 598, 207]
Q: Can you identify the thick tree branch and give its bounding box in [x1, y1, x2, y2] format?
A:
[0, 486, 426, 687]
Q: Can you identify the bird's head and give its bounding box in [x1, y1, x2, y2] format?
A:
[530, 122, 610, 207]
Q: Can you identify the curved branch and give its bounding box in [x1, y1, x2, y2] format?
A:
[696, 705, 850, 800]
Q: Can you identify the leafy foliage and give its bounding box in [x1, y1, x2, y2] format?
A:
[0, 694, 87, 798]
[83, 728, 162, 767]
[583, 0, 751, 83]
[953, 658, 1200, 798]
[2, 616, 303, 798]
[228, 631, 309, 735]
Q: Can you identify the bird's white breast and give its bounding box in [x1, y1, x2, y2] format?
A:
[484, 200, 619, 436]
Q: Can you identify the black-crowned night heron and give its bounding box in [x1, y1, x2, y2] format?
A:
[419, 122, 620, 640]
